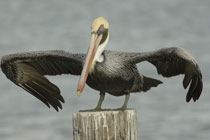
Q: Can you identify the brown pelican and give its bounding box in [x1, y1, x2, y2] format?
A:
[1, 17, 203, 111]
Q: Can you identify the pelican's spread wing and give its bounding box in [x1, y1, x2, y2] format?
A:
[131, 47, 203, 102]
[1, 50, 85, 111]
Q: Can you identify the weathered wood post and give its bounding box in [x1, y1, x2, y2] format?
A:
[73, 109, 137, 140]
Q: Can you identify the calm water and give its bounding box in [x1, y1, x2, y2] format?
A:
[0, 0, 210, 140]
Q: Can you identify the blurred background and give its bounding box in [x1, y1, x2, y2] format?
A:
[0, 0, 209, 140]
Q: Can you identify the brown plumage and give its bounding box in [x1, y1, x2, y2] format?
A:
[1, 50, 85, 111]
[1, 47, 203, 111]
[0, 17, 203, 111]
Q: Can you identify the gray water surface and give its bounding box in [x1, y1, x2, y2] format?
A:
[0, 0, 210, 140]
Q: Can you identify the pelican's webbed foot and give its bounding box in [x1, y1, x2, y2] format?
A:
[79, 92, 130, 112]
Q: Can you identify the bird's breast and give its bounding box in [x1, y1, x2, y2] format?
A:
[86, 59, 136, 95]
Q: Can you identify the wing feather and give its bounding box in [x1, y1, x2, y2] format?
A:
[1, 50, 85, 111]
[129, 47, 203, 102]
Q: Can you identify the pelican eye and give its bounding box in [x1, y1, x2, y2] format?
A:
[97, 28, 108, 35]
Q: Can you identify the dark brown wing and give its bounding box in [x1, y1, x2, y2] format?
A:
[130, 47, 203, 102]
[1, 50, 85, 111]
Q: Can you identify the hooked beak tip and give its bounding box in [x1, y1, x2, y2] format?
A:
[77, 90, 81, 96]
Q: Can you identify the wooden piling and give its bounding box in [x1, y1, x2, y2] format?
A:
[73, 109, 137, 140]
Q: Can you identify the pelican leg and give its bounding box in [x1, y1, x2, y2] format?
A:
[80, 92, 105, 112]
[94, 92, 105, 111]
[115, 93, 130, 111]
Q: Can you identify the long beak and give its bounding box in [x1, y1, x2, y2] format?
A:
[77, 33, 103, 96]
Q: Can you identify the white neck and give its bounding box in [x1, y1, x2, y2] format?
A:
[90, 34, 109, 73]
[93, 34, 109, 63]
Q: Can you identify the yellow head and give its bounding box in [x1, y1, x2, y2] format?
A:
[91, 17, 109, 33]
